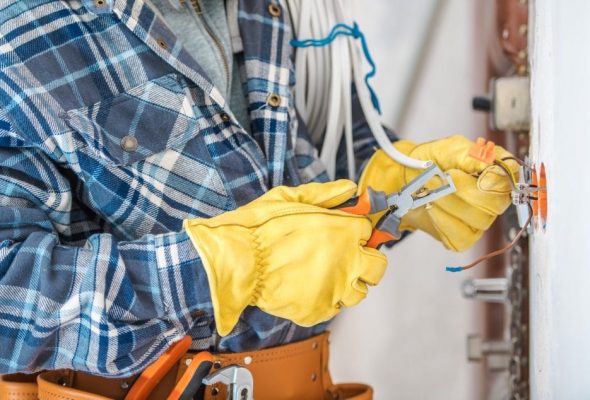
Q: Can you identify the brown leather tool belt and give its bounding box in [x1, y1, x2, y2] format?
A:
[0, 332, 372, 400]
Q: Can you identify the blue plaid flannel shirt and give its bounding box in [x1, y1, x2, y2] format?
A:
[0, 0, 391, 376]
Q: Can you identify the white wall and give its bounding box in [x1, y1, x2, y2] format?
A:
[529, 1, 590, 398]
[330, 0, 489, 399]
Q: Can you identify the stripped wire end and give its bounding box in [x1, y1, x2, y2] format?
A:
[445, 266, 464, 273]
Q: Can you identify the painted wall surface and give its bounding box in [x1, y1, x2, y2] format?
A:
[529, 1, 590, 398]
[329, 0, 490, 398]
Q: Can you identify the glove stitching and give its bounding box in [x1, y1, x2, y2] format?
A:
[249, 229, 265, 305]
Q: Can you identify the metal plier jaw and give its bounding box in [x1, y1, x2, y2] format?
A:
[202, 365, 254, 400]
[386, 163, 456, 215]
[378, 164, 456, 239]
[338, 164, 456, 248]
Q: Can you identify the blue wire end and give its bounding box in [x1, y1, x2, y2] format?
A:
[446, 266, 463, 273]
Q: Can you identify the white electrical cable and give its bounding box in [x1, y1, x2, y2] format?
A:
[286, 0, 431, 179]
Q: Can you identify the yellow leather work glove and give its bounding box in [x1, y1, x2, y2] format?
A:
[359, 135, 519, 252]
[183, 180, 387, 336]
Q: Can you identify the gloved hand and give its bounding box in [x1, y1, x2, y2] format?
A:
[359, 135, 519, 252]
[184, 180, 387, 336]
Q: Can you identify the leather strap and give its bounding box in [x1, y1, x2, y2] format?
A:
[39, 370, 115, 400]
[0, 332, 373, 400]
[0, 373, 38, 400]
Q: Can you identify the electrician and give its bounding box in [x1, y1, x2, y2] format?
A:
[0, 1, 517, 399]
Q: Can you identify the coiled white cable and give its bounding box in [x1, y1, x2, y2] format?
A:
[286, 0, 432, 179]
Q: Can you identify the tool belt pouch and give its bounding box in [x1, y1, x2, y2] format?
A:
[0, 332, 372, 400]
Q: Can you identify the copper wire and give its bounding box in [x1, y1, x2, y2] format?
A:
[458, 204, 533, 271]
[451, 160, 533, 272]
[501, 155, 525, 166]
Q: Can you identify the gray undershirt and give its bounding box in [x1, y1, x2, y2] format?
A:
[151, 0, 251, 134]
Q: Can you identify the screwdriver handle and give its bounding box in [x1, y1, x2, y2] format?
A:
[167, 351, 214, 400]
[125, 336, 192, 400]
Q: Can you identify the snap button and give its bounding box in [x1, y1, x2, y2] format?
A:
[95, 0, 106, 6]
[220, 112, 231, 122]
[120, 135, 138, 152]
[243, 356, 253, 365]
[266, 93, 282, 107]
[268, 3, 281, 17]
[157, 38, 168, 50]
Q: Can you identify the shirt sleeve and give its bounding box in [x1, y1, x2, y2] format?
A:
[0, 145, 212, 377]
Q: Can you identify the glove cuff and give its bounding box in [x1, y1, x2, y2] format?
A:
[184, 220, 258, 336]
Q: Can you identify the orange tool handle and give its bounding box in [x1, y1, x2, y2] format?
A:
[337, 189, 400, 249]
[125, 336, 192, 400]
[337, 190, 372, 215]
[366, 229, 398, 249]
[167, 351, 214, 400]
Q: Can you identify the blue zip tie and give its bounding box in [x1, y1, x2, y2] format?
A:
[446, 266, 464, 273]
[290, 22, 382, 114]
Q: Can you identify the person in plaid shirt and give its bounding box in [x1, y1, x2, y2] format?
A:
[0, 1, 517, 397]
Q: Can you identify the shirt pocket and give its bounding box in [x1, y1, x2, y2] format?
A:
[62, 73, 200, 167]
[59, 73, 236, 235]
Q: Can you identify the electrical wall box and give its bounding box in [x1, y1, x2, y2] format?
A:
[493, 76, 531, 131]
[472, 76, 531, 131]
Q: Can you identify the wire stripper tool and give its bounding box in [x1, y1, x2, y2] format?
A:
[337, 164, 456, 248]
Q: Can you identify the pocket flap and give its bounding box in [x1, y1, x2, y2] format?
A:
[63, 73, 199, 166]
